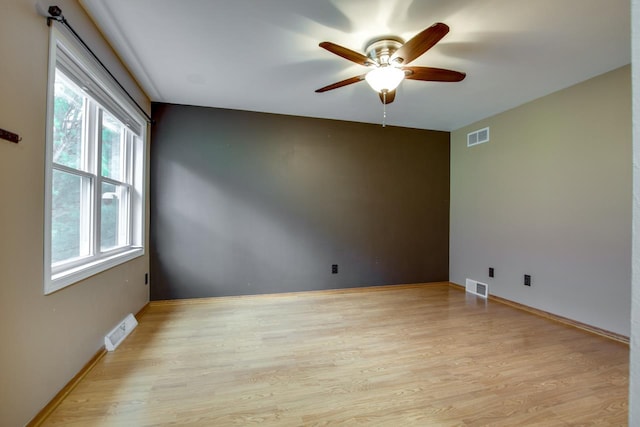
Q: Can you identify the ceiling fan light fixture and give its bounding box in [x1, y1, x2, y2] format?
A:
[365, 66, 405, 93]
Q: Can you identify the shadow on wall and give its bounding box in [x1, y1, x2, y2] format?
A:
[150, 104, 450, 300]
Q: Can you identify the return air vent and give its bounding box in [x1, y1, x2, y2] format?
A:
[105, 313, 138, 351]
[467, 127, 490, 147]
[465, 278, 489, 298]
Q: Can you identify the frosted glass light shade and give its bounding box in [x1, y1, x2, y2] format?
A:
[365, 66, 405, 92]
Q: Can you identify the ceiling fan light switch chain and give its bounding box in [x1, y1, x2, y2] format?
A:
[382, 92, 387, 127]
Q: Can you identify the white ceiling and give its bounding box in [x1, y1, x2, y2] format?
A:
[80, 0, 630, 131]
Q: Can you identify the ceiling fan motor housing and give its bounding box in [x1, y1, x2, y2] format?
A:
[365, 37, 404, 65]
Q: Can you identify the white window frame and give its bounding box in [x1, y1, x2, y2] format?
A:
[44, 23, 146, 294]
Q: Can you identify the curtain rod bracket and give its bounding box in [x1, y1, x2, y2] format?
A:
[46, 5, 63, 27]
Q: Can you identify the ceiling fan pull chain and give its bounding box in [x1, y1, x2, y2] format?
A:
[382, 91, 387, 127]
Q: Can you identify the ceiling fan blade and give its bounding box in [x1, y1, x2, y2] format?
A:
[379, 90, 396, 104]
[403, 66, 466, 82]
[319, 42, 376, 67]
[315, 75, 366, 93]
[390, 23, 449, 65]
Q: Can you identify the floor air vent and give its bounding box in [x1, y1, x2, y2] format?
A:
[467, 127, 490, 147]
[466, 278, 489, 298]
[105, 313, 138, 351]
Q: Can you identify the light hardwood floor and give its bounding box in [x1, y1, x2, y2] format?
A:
[43, 283, 628, 426]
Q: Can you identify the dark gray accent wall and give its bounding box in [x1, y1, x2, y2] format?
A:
[150, 104, 449, 300]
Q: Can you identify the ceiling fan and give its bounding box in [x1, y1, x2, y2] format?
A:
[315, 23, 466, 105]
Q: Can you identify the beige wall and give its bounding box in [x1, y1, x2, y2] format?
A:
[451, 65, 632, 336]
[0, 1, 150, 425]
[629, 0, 639, 423]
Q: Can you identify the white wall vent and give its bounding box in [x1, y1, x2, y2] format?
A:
[105, 313, 138, 351]
[467, 127, 490, 147]
[465, 278, 489, 298]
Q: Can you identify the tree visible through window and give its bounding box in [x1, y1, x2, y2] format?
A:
[51, 70, 87, 263]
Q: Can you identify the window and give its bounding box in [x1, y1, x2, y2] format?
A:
[44, 24, 146, 294]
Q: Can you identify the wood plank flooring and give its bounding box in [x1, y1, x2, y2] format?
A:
[43, 283, 629, 426]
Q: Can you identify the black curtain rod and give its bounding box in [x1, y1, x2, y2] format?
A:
[46, 6, 153, 124]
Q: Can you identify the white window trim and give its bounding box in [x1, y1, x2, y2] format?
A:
[44, 23, 146, 295]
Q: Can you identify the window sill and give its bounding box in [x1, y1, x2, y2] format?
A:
[45, 247, 144, 295]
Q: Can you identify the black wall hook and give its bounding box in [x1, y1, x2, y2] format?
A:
[0, 128, 21, 144]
